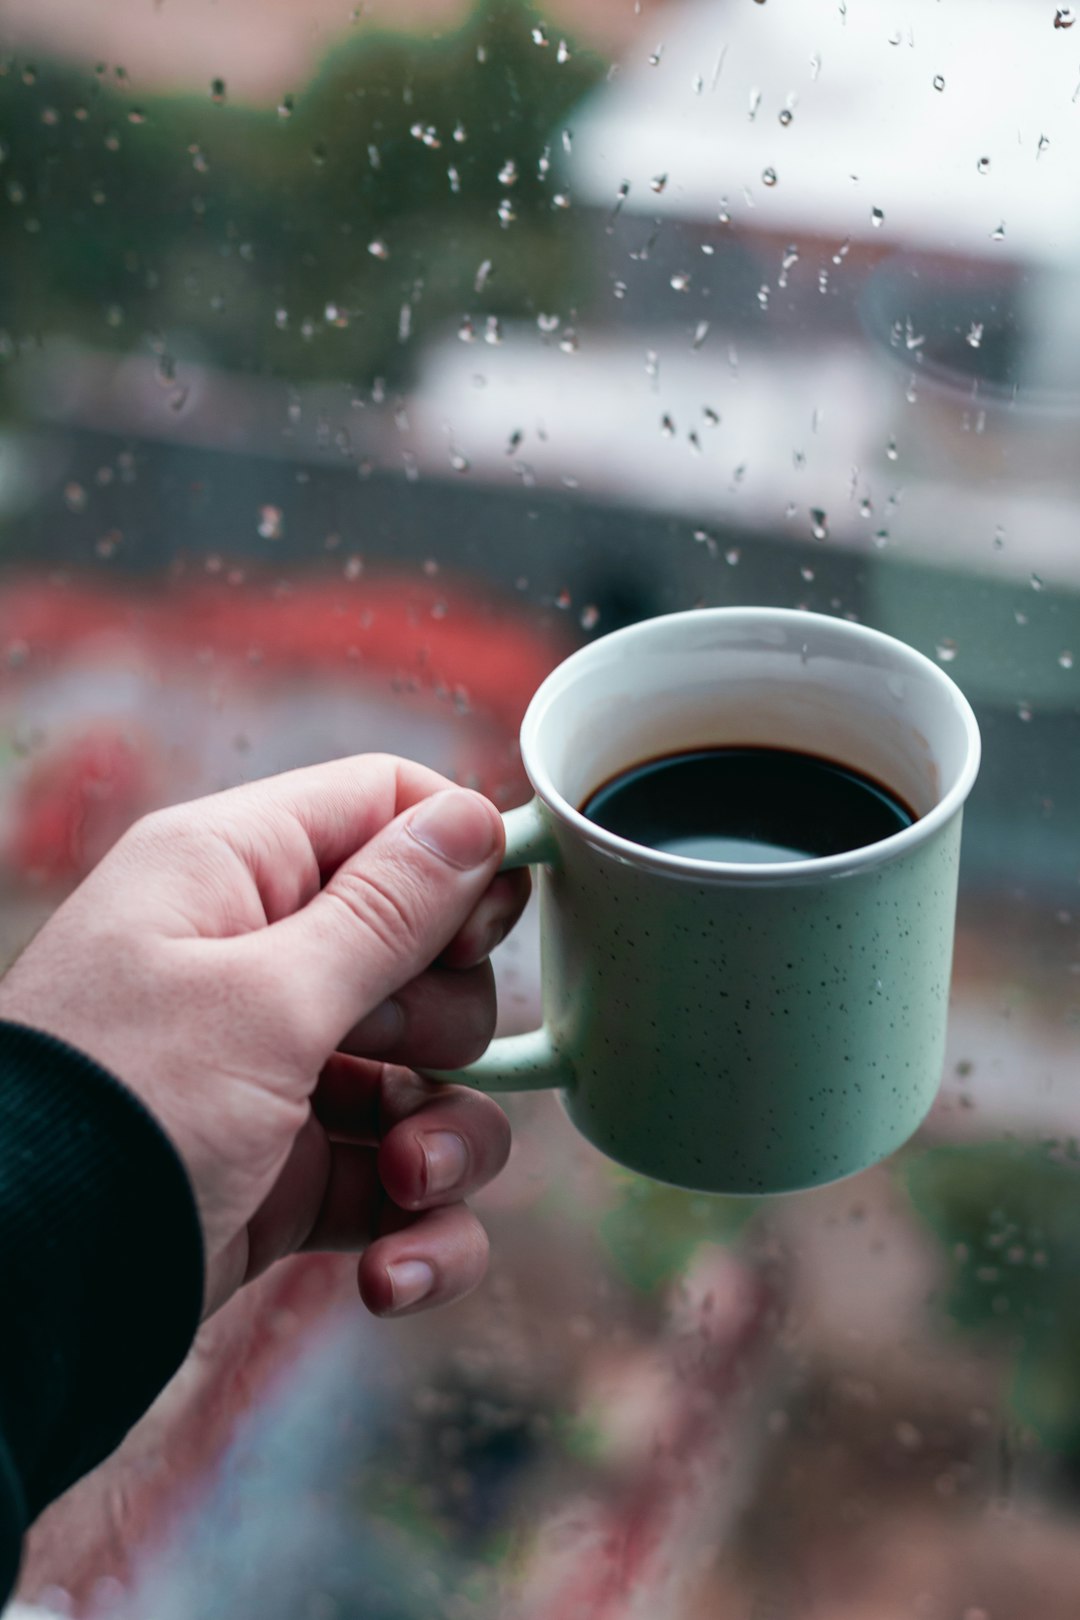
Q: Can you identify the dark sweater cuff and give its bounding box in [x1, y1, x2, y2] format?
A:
[0, 1019, 204, 1551]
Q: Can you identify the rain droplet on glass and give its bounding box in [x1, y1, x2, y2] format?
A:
[531, 25, 548, 46]
[210, 77, 226, 103]
[671, 271, 691, 291]
[692, 320, 710, 349]
[537, 312, 560, 332]
[1059, 649, 1074, 668]
[703, 406, 720, 426]
[935, 638, 958, 663]
[580, 604, 600, 630]
[475, 258, 493, 291]
[557, 39, 571, 63]
[650, 173, 668, 194]
[661, 413, 676, 438]
[779, 108, 793, 126]
[762, 166, 778, 187]
[368, 239, 389, 260]
[498, 158, 518, 186]
[449, 449, 470, 473]
[966, 322, 984, 349]
[871, 206, 885, 228]
[484, 315, 502, 345]
[559, 328, 579, 352]
[257, 504, 284, 540]
[1055, 6, 1075, 26]
[886, 437, 899, 461]
[977, 155, 991, 175]
[933, 74, 946, 90]
[278, 93, 294, 118]
[810, 508, 828, 540]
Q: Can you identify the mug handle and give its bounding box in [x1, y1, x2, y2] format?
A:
[419, 799, 575, 1094]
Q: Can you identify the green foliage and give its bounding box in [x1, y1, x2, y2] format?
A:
[0, 1, 605, 386]
[907, 1140, 1080, 1455]
[599, 1171, 761, 1293]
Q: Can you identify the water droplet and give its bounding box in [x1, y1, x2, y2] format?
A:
[779, 108, 793, 126]
[703, 406, 720, 426]
[935, 638, 958, 663]
[531, 25, 549, 46]
[552, 192, 571, 210]
[558, 328, 579, 352]
[368, 239, 389, 260]
[210, 77, 226, 103]
[556, 587, 572, 610]
[648, 43, 664, 66]
[873, 528, 890, 549]
[1038, 132, 1051, 156]
[991, 221, 1006, 241]
[871, 206, 885, 228]
[537, 312, 560, 332]
[886, 437, 899, 461]
[966, 321, 984, 348]
[1059, 649, 1074, 668]
[453, 121, 467, 144]
[810, 508, 828, 540]
[650, 173, 668, 194]
[498, 158, 518, 186]
[1055, 5, 1075, 26]
[762, 166, 778, 187]
[692, 320, 710, 350]
[64, 481, 87, 512]
[933, 73, 946, 90]
[1018, 700, 1033, 722]
[580, 603, 600, 630]
[661, 414, 676, 438]
[613, 280, 627, 300]
[257, 504, 284, 540]
[484, 315, 503, 346]
[725, 546, 741, 565]
[311, 141, 328, 166]
[127, 108, 146, 126]
[449, 449, 470, 473]
[498, 197, 516, 226]
[557, 39, 571, 63]
[977, 155, 991, 175]
[278, 93, 294, 119]
[748, 87, 762, 120]
[693, 528, 718, 554]
[757, 284, 770, 310]
[1031, 571, 1045, 590]
[670, 271, 691, 292]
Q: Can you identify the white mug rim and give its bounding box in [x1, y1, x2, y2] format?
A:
[519, 607, 982, 885]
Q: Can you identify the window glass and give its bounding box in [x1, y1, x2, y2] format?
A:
[2, 2, 1079, 1615]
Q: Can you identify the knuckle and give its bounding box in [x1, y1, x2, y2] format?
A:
[325, 864, 423, 956]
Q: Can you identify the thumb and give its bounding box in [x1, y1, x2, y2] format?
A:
[254, 788, 505, 1050]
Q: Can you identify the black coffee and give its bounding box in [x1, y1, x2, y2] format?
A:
[581, 746, 915, 864]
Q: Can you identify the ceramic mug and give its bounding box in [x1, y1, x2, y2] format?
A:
[426, 608, 981, 1195]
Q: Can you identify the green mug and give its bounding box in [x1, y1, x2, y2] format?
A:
[427, 608, 981, 1195]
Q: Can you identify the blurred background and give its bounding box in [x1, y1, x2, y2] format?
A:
[1, 0, 1080, 1615]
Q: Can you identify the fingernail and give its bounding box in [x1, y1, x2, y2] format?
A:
[408, 790, 499, 870]
[422, 1130, 470, 1195]
[386, 1259, 436, 1310]
[351, 997, 404, 1052]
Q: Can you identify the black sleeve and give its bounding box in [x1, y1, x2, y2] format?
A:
[0, 1020, 204, 1605]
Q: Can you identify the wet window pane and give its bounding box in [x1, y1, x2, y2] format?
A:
[2, 1, 1079, 1616]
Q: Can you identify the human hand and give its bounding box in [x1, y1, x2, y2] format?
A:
[0, 756, 528, 1317]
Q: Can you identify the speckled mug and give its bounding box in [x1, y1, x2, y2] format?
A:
[428, 608, 981, 1195]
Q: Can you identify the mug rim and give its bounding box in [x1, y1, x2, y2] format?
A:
[519, 606, 982, 885]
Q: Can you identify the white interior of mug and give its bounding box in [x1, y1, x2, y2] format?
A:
[520, 608, 981, 880]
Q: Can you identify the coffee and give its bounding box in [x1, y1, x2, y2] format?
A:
[581, 746, 915, 864]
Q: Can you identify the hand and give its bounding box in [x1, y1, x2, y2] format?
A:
[0, 756, 528, 1317]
